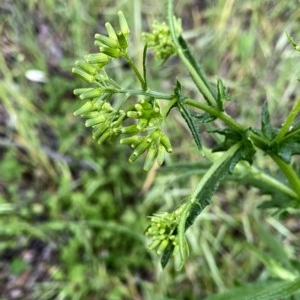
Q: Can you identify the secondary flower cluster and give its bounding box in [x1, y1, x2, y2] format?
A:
[120, 99, 173, 171]
[72, 11, 130, 84]
[143, 19, 182, 60]
[145, 205, 185, 255]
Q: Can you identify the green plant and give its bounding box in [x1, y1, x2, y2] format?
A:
[72, 0, 300, 298]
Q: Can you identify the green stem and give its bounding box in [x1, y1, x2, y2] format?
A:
[167, 0, 216, 106]
[185, 98, 244, 132]
[107, 88, 174, 100]
[275, 98, 300, 143]
[270, 154, 300, 200]
[237, 162, 298, 199]
[124, 54, 146, 90]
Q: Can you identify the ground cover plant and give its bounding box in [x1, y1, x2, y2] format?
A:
[1, 0, 300, 299]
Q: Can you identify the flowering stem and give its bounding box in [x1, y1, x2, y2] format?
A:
[124, 54, 147, 90]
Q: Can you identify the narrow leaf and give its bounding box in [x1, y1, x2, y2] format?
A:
[261, 102, 277, 140]
[185, 142, 253, 230]
[204, 278, 300, 300]
[175, 86, 202, 150]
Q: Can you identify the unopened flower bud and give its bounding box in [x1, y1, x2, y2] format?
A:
[85, 53, 110, 64]
[118, 11, 130, 37]
[73, 101, 94, 116]
[94, 33, 120, 48]
[72, 67, 94, 83]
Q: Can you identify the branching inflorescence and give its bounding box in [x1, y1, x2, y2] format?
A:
[72, 1, 300, 271]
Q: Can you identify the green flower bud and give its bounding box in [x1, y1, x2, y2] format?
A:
[157, 239, 169, 255]
[127, 111, 142, 118]
[118, 11, 130, 37]
[147, 239, 161, 251]
[120, 136, 143, 147]
[75, 60, 97, 75]
[72, 67, 94, 83]
[129, 139, 150, 163]
[99, 46, 121, 58]
[73, 88, 93, 96]
[92, 123, 108, 139]
[97, 129, 112, 144]
[85, 53, 110, 64]
[144, 142, 158, 171]
[121, 125, 139, 134]
[79, 88, 103, 100]
[117, 32, 128, 50]
[105, 22, 118, 41]
[74, 101, 94, 116]
[160, 134, 173, 152]
[156, 144, 165, 165]
[94, 33, 120, 48]
[85, 115, 106, 127]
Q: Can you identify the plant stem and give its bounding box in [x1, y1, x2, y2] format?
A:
[275, 98, 300, 143]
[236, 162, 298, 200]
[185, 98, 244, 132]
[167, 0, 216, 107]
[124, 54, 147, 90]
[270, 154, 300, 200]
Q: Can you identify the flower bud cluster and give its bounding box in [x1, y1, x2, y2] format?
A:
[72, 11, 130, 83]
[145, 205, 184, 255]
[74, 96, 125, 144]
[143, 19, 182, 60]
[72, 12, 173, 171]
[120, 99, 173, 171]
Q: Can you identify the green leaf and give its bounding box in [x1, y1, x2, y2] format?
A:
[204, 278, 300, 300]
[175, 82, 202, 150]
[216, 78, 231, 111]
[261, 102, 278, 140]
[185, 141, 255, 231]
[177, 35, 217, 105]
[161, 243, 175, 269]
[276, 128, 300, 163]
[142, 44, 148, 90]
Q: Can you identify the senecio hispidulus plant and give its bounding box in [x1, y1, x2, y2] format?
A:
[73, 0, 300, 281]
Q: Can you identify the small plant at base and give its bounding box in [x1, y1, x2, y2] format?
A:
[72, 2, 300, 299]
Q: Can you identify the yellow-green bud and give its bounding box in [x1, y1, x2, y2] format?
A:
[79, 88, 103, 100]
[74, 101, 94, 116]
[94, 33, 120, 48]
[118, 11, 130, 37]
[143, 142, 158, 171]
[72, 67, 94, 83]
[105, 22, 118, 41]
[129, 139, 150, 163]
[85, 53, 110, 64]
[160, 134, 173, 152]
[85, 115, 106, 127]
[75, 60, 97, 75]
[73, 88, 93, 96]
[156, 144, 165, 165]
[117, 32, 128, 50]
[100, 46, 121, 58]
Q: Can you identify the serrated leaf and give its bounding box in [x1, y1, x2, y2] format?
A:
[212, 129, 256, 163]
[193, 112, 217, 123]
[161, 243, 175, 269]
[216, 78, 231, 111]
[175, 82, 202, 150]
[261, 102, 278, 140]
[185, 141, 254, 231]
[276, 130, 300, 163]
[177, 35, 217, 105]
[204, 278, 300, 300]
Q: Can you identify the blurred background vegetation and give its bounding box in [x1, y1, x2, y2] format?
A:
[0, 0, 299, 299]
